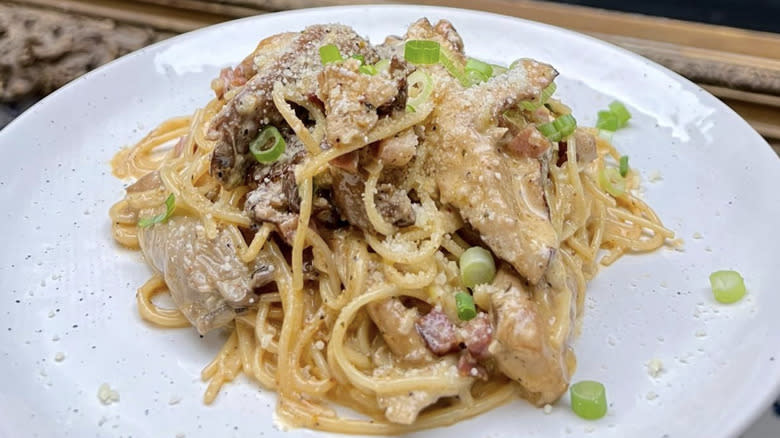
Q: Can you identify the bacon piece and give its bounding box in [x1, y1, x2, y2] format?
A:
[459, 312, 493, 359]
[415, 309, 459, 355]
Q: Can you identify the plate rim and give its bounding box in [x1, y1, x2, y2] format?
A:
[1, 5, 778, 437]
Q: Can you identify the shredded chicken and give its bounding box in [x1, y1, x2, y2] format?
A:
[317, 58, 398, 147]
[423, 59, 559, 284]
[488, 266, 569, 404]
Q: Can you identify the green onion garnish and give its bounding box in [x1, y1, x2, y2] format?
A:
[350, 54, 365, 64]
[570, 381, 607, 420]
[359, 64, 377, 75]
[552, 113, 577, 138]
[709, 270, 746, 304]
[404, 40, 440, 64]
[465, 69, 489, 85]
[521, 82, 557, 111]
[438, 47, 471, 87]
[250, 126, 286, 164]
[537, 121, 561, 142]
[138, 193, 175, 228]
[405, 70, 433, 113]
[490, 64, 508, 76]
[609, 101, 631, 127]
[374, 59, 390, 73]
[598, 167, 626, 197]
[319, 44, 343, 64]
[596, 110, 618, 131]
[465, 58, 493, 84]
[455, 292, 477, 321]
[619, 156, 629, 177]
[596, 100, 632, 132]
[598, 129, 614, 142]
[537, 112, 576, 142]
[459, 246, 496, 289]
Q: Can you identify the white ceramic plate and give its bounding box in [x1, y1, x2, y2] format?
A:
[1, 5, 779, 438]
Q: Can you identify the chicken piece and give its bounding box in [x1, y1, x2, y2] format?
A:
[209, 24, 378, 188]
[367, 298, 432, 364]
[378, 128, 418, 167]
[138, 216, 272, 334]
[316, 58, 398, 147]
[424, 59, 559, 284]
[375, 355, 472, 424]
[488, 266, 569, 404]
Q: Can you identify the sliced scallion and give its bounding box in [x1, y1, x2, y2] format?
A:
[455, 292, 477, 321]
[374, 59, 391, 74]
[438, 47, 470, 87]
[552, 113, 577, 139]
[609, 101, 632, 128]
[619, 155, 630, 177]
[465, 58, 493, 82]
[359, 64, 377, 75]
[709, 270, 746, 304]
[350, 54, 365, 64]
[138, 193, 175, 228]
[318, 44, 343, 64]
[459, 246, 496, 288]
[537, 121, 561, 142]
[491, 64, 508, 76]
[250, 126, 286, 164]
[404, 40, 440, 64]
[570, 381, 607, 420]
[596, 110, 619, 131]
[598, 167, 626, 197]
[405, 70, 433, 113]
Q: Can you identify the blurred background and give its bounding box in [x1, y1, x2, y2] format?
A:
[1, 1, 779, 156]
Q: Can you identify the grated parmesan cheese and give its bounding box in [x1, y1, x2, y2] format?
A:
[98, 383, 120, 405]
[646, 358, 664, 377]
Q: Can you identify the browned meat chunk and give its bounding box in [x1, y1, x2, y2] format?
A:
[504, 124, 552, 159]
[209, 24, 378, 188]
[415, 309, 459, 355]
[415, 309, 493, 358]
[488, 266, 568, 404]
[424, 59, 559, 284]
[330, 168, 415, 232]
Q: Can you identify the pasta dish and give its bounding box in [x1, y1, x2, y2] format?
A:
[109, 19, 673, 433]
